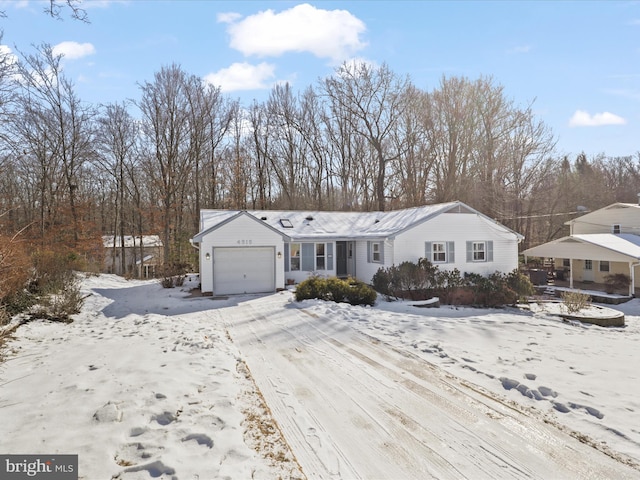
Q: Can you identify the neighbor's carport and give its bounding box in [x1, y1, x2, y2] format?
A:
[523, 233, 640, 295]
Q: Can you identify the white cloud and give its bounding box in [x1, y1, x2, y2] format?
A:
[568, 110, 627, 127]
[217, 11, 242, 24]
[221, 3, 367, 62]
[204, 62, 276, 92]
[52, 41, 96, 60]
[0, 44, 18, 66]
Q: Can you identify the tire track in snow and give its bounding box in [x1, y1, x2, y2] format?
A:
[222, 294, 639, 479]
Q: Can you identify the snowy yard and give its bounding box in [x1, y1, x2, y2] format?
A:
[1, 274, 639, 479]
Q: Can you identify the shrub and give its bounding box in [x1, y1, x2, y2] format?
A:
[29, 275, 84, 322]
[604, 273, 630, 294]
[324, 277, 349, 302]
[160, 262, 189, 288]
[506, 270, 535, 300]
[344, 278, 377, 306]
[295, 276, 376, 306]
[561, 290, 591, 314]
[433, 268, 463, 304]
[29, 250, 79, 296]
[372, 261, 528, 307]
[462, 271, 518, 307]
[0, 234, 31, 301]
[372, 258, 438, 300]
[372, 268, 393, 300]
[2, 289, 37, 319]
[295, 275, 327, 301]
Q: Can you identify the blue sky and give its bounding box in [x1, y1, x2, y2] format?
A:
[3, 0, 639, 158]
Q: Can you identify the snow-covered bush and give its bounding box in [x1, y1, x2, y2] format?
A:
[561, 291, 591, 314]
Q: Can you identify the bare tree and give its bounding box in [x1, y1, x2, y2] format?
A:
[265, 83, 308, 208]
[246, 101, 273, 209]
[323, 62, 409, 211]
[137, 64, 194, 269]
[388, 84, 434, 208]
[95, 102, 138, 274]
[12, 44, 95, 246]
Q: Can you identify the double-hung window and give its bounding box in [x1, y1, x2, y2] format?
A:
[433, 242, 446, 263]
[368, 241, 383, 263]
[290, 243, 301, 271]
[288, 242, 333, 271]
[316, 243, 326, 270]
[466, 241, 493, 263]
[473, 242, 485, 261]
[599, 261, 610, 272]
[425, 241, 454, 264]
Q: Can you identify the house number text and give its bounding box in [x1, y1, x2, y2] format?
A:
[237, 239, 253, 245]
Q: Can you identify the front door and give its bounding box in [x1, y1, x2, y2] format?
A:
[336, 241, 347, 277]
[583, 259, 594, 282]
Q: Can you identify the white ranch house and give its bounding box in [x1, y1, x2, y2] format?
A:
[524, 202, 640, 296]
[192, 201, 523, 296]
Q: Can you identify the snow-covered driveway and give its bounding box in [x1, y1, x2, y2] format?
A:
[222, 292, 638, 479]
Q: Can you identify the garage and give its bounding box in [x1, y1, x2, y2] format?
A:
[212, 247, 276, 295]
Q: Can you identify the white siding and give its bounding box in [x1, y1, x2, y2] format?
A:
[355, 239, 393, 284]
[571, 204, 640, 234]
[199, 214, 285, 294]
[392, 212, 518, 277]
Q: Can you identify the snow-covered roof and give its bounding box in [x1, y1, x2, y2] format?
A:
[524, 233, 640, 262]
[135, 255, 155, 265]
[565, 202, 640, 226]
[102, 235, 163, 248]
[197, 201, 522, 241]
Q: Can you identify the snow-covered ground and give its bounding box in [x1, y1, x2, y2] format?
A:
[1, 274, 639, 479]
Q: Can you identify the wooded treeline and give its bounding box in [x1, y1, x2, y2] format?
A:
[1, 44, 639, 275]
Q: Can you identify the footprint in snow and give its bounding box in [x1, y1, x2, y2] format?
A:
[182, 433, 214, 448]
[116, 460, 176, 480]
[115, 442, 164, 467]
[152, 411, 178, 426]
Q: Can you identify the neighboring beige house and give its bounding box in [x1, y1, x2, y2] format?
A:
[523, 202, 640, 295]
[192, 201, 524, 296]
[103, 235, 163, 278]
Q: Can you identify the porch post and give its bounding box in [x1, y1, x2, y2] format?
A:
[631, 262, 636, 297]
[569, 258, 574, 289]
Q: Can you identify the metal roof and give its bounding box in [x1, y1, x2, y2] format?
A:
[195, 201, 522, 242]
[523, 233, 640, 262]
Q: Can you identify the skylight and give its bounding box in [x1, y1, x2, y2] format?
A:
[280, 219, 293, 228]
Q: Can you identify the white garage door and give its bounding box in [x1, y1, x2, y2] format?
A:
[213, 247, 275, 295]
